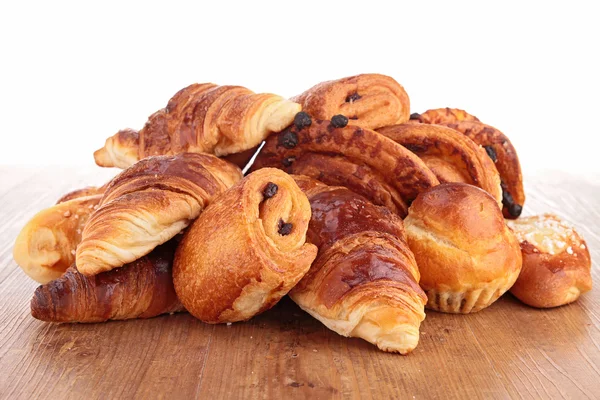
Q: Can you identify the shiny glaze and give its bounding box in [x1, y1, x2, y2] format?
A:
[307, 189, 405, 251]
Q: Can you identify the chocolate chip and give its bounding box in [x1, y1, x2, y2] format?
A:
[278, 130, 298, 149]
[345, 92, 361, 103]
[509, 203, 523, 217]
[349, 116, 358, 120]
[330, 114, 348, 128]
[484, 145, 497, 162]
[282, 156, 296, 167]
[501, 185, 522, 217]
[294, 112, 312, 129]
[262, 182, 278, 199]
[410, 113, 421, 120]
[278, 219, 293, 236]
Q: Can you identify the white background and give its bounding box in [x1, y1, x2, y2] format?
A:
[1, 1, 598, 178]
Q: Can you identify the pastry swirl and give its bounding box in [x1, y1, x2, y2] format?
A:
[292, 74, 410, 130]
[173, 168, 317, 323]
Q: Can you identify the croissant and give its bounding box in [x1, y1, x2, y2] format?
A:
[31, 241, 183, 323]
[94, 84, 301, 168]
[251, 114, 439, 217]
[76, 153, 243, 276]
[377, 123, 502, 206]
[292, 74, 410, 130]
[13, 194, 103, 284]
[290, 176, 427, 354]
[173, 168, 317, 323]
[410, 108, 524, 218]
[507, 214, 592, 308]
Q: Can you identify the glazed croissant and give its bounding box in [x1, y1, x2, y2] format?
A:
[292, 74, 410, 130]
[76, 153, 243, 276]
[290, 176, 427, 354]
[31, 241, 183, 323]
[174, 168, 317, 323]
[94, 83, 301, 168]
[251, 114, 439, 217]
[410, 108, 524, 218]
[13, 194, 103, 284]
[377, 123, 502, 206]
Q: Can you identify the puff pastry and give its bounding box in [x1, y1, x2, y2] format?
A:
[76, 153, 243, 276]
[292, 74, 410, 130]
[377, 123, 502, 206]
[173, 168, 318, 323]
[31, 241, 183, 323]
[404, 183, 522, 313]
[251, 115, 439, 217]
[13, 194, 103, 284]
[94, 84, 301, 168]
[507, 214, 592, 308]
[410, 108, 524, 218]
[290, 176, 427, 354]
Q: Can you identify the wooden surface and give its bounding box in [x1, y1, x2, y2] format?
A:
[0, 166, 598, 400]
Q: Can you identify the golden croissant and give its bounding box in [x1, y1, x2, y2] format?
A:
[94, 83, 301, 168]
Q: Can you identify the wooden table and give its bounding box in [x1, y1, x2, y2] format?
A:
[0, 167, 598, 399]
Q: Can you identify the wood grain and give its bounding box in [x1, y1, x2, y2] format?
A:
[0, 167, 598, 399]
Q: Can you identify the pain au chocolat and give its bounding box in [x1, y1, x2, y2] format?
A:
[173, 168, 317, 323]
[377, 123, 502, 206]
[251, 114, 439, 217]
[292, 73, 411, 130]
[507, 214, 592, 308]
[410, 108, 524, 218]
[290, 176, 427, 354]
[94, 83, 301, 168]
[404, 183, 522, 313]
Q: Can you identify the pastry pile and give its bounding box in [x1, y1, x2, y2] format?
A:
[13, 74, 592, 354]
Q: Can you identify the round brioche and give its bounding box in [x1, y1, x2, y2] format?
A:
[507, 214, 592, 308]
[404, 183, 522, 313]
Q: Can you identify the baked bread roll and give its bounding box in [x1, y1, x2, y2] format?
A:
[404, 183, 522, 313]
[94, 83, 301, 168]
[31, 241, 183, 323]
[292, 74, 410, 130]
[173, 168, 318, 323]
[76, 153, 243, 276]
[13, 194, 103, 284]
[507, 214, 592, 308]
[377, 123, 502, 206]
[410, 108, 524, 218]
[290, 176, 427, 354]
[251, 114, 439, 217]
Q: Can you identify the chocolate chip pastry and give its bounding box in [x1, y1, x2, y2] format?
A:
[289, 176, 426, 354]
[94, 83, 301, 168]
[410, 108, 525, 218]
[292, 73, 411, 130]
[377, 123, 502, 206]
[251, 113, 439, 217]
[173, 168, 317, 323]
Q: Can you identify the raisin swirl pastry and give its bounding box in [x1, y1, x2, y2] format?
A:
[377, 123, 502, 206]
[290, 176, 427, 354]
[76, 153, 243, 276]
[507, 214, 592, 308]
[251, 114, 439, 217]
[94, 83, 301, 168]
[31, 241, 184, 323]
[410, 108, 524, 218]
[292, 74, 410, 130]
[173, 168, 317, 323]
